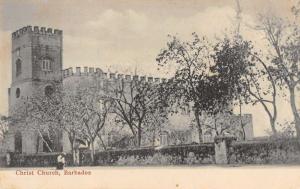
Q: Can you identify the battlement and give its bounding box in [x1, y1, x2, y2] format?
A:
[62, 67, 167, 83]
[12, 26, 63, 39]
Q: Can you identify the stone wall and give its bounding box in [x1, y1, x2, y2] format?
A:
[4, 144, 215, 167]
[229, 139, 300, 164]
[3, 138, 300, 167]
[94, 144, 215, 166]
[4, 152, 72, 167]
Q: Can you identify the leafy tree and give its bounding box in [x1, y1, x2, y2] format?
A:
[211, 37, 279, 135]
[156, 33, 212, 143]
[195, 75, 234, 138]
[157, 33, 239, 142]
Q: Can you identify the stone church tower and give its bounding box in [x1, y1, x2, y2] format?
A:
[6, 26, 63, 153]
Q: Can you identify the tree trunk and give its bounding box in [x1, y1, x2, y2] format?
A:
[71, 143, 75, 165]
[90, 141, 95, 165]
[194, 109, 203, 143]
[38, 130, 53, 152]
[68, 136, 77, 166]
[152, 126, 156, 147]
[72, 144, 77, 166]
[239, 102, 246, 140]
[36, 135, 40, 153]
[270, 117, 277, 136]
[289, 86, 300, 139]
[97, 133, 107, 151]
[128, 124, 138, 147]
[137, 125, 142, 147]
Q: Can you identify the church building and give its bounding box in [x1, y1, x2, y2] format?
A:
[4, 26, 254, 154]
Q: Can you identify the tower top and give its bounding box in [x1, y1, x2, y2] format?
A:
[12, 26, 63, 39]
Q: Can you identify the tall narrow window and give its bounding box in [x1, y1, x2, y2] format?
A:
[41, 59, 52, 71]
[16, 59, 22, 77]
[16, 88, 20, 98]
[16, 48, 20, 57]
[14, 131, 22, 153]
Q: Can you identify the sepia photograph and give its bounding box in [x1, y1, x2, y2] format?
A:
[0, 0, 300, 188]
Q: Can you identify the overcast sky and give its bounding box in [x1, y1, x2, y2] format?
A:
[0, 0, 297, 136]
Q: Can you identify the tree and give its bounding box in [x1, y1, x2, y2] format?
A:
[0, 115, 9, 141]
[201, 112, 232, 138]
[12, 85, 85, 164]
[195, 75, 234, 137]
[156, 33, 212, 143]
[211, 37, 279, 135]
[12, 95, 59, 153]
[245, 51, 279, 135]
[60, 90, 87, 164]
[157, 33, 244, 142]
[108, 78, 167, 147]
[256, 9, 300, 138]
[78, 87, 111, 163]
[141, 108, 167, 146]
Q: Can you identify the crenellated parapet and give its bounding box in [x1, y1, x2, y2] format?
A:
[12, 26, 63, 39]
[62, 67, 167, 83]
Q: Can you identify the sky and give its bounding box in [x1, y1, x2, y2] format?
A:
[0, 0, 298, 136]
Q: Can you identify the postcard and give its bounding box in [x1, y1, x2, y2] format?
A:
[0, 0, 300, 188]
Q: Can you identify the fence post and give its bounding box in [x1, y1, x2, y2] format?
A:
[214, 136, 236, 164]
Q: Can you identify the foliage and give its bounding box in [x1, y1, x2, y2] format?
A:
[0, 115, 9, 141]
[211, 36, 280, 135]
[156, 34, 254, 141]
[266, 121, 296, 139]
[156, 33, 224, 142]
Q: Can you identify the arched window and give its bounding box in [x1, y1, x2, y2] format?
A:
[14, 131, 22, 153]
[16, 59, 22, 77]
[45, 85, 54, 96]
[16, 88, 20, 98]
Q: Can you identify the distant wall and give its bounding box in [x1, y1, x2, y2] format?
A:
[62, 67, 166, 83]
